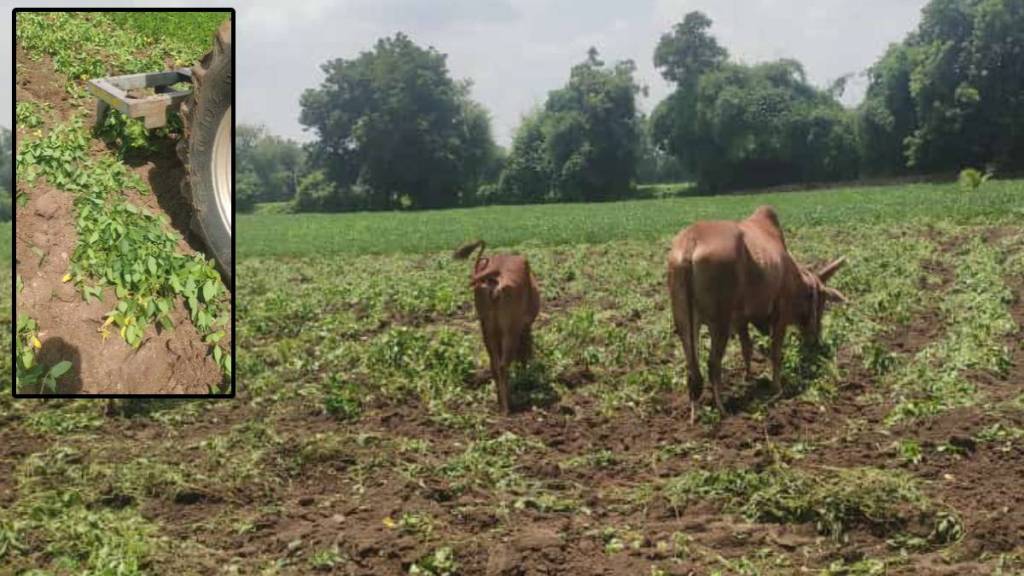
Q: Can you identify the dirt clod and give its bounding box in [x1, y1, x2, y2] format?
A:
[32, 190, 61, 219]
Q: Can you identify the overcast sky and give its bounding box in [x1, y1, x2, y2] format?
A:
[3, 0, 928, 145]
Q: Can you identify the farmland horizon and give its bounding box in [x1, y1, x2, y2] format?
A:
[238, 178, 1024, 259]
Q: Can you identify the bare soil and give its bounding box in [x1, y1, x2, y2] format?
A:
[14, 43, 226, 394]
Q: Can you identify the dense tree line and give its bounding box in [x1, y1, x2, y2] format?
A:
[235, 125, 306, 213]
[860, 0, 1024, 175]
[273, 0, 1021, 212]
[650, 13, 859, 192]
[1, 127, 11, 221]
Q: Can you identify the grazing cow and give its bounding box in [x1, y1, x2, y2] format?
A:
[454, 240, 541, 414]
[667, 206, 847, 423]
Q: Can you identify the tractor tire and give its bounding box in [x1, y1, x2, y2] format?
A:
[178, 19, 233, 281]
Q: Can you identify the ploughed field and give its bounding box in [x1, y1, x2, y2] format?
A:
[3, 182, 1024, 574]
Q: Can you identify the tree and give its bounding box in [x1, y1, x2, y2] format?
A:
[860, 0, 1024, 174]
[497, 48, 641, 203]
[652, 13, 859, 192]
[248, 135, 304, 203]
[653, 11, 728, 86]
[236, 124, 308, 212]
[496, 110, 553, 204]
[299, 33, 497, 211]
[858, 43, 918, 175]
[636, 113, 688, 184]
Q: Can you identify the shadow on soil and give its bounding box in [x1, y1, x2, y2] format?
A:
[103, 135, 208, 257]
[36, 337, 83, 394]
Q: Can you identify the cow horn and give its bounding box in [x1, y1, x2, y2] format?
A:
[824, 286, 848, 304]
[817, 256, 846, 283]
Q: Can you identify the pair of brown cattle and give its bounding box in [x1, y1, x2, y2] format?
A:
[454, 206, 847, 420]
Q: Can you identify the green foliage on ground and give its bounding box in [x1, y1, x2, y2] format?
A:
[16, 11, 227, 154]
[101, 11, 230, 54]
[15, 11, 228, 83]
[886, 236, 1017, 422]
[660, 464, 956, 542]
[15, 315, 73, 394]
[16, 117, 231, 381]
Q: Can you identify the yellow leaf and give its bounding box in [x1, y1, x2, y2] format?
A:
[62, 273, 72, 282]
[32, 336, 42, 349]
[382, 517, 396, 529]
[120, 325, 127, 339]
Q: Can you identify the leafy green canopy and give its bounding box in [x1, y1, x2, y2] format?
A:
[497, 48, 642, 204]
[298, 33, 499, 211]
[651, 12, 858, 192]
[859, 0, 1024, 174]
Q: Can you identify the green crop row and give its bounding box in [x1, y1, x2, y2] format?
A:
[886, 233, 1017, 422]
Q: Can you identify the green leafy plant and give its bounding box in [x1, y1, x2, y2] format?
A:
[323, 376, 363, 420]
[15, 316, 73, 394]
[959, 167, 992, 192]
[894, 438, 923, 465]
[661, 464, 951, 542]
[408, 546, 457, 576]
[15, 101, 48, 128]
[96, 110, 153, 156]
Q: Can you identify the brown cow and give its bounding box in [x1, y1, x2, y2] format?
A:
[667, 206, 847, 423]
[454, 240, 541, 414]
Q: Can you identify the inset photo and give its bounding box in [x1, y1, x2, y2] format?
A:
[12, 9, 234, 396]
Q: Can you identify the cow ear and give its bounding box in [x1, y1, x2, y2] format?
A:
[817, 256, 847, 284]
[824, 286, 848, 304]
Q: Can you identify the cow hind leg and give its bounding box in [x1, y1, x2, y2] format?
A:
[708, 320, 730, 414]
[481, 320, 500, 383]
[497, 329, 522, 415]
[738, 323, 753, 381]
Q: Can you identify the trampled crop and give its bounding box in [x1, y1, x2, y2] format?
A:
[4, 181, 1024, 572]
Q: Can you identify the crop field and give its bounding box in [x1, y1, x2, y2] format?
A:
[2, 179, 1022, 573]
[237, 181, 1022, 258]
[12, 11, 232, 394]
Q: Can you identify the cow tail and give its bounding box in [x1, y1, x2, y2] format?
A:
[671, 250, 702, 400]
[453, 240, 487, 267]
